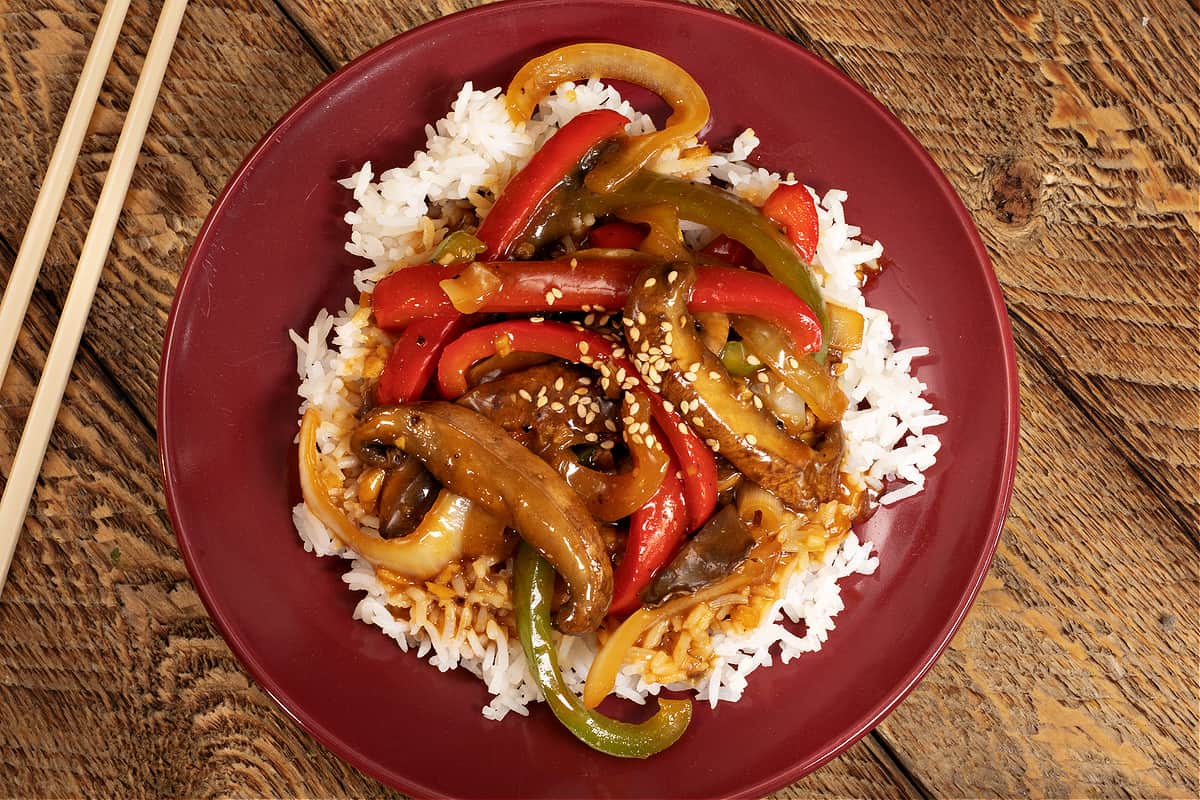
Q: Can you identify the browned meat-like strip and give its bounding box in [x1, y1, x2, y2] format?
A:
[351, 401, 613, 633]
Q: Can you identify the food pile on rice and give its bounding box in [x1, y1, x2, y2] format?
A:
[290, 44, 944, 755]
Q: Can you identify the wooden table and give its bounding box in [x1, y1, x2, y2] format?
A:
[0, 1, 1196, 796]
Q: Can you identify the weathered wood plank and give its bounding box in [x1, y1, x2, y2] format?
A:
[0, 0, 332, 425]
[0, 259, 396, 797]
[877, 333, 1199, 797]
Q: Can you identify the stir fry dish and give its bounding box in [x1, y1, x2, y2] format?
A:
[292, 43, 945, 757]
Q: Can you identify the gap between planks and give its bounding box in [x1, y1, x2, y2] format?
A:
[0, 231, 157, 441]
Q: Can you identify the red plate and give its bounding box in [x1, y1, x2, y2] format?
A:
[159, 1, 1018, 796]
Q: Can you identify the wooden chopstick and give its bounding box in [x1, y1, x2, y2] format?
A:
[0, 0, 190, 596]
[0, 0, 132, 387]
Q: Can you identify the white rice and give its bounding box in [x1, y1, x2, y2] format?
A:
[292, 81, 944, 719]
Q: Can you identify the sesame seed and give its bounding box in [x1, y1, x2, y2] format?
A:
[708, 370, 721, 380]
[629, 402, 640, 415]
[568, 395, 580, 406]
[752, 395, 763, 409]
[581, 304, 593, 312]
[684, 372, 698, 382]
[692, 416, 705, 428]
[757, 372, 770, 383]
[667, 270, 678, 283]
[584, 314, 596, 326]
[550, 401, 565, 412]
[554, 377, 564, 391]
[623, 415, 636, 426]
[574, 387, 588, 396]
[569, 258, 578, 268]
[787, 357, 800, 369]
[622, 378, 639, 390]
[662, 401, 675, 413]
[579, 377, 593, 386]
[545, 291, 556, 305]
[705, 438, 721, 453]
[612, 347, 625, 359]
[643, 277, 657, 288]
[745, 434, 758, 446]
[585, 432, 599, 442]
[552, 287, 565, 299]
[537, 387, 548, 397]
[605, 420, 617, 432]
[530, 316, 545, 323]
[747, 354, 762, 366]
[537, 396, 548, 408]
[637, 312, 647, 325]
[645, 434, 657, 448]
[518, 389, 533, 401]
[631, 434, 644, 445]
[629, 328, 640, 342]
[580, 355, 594, 365]
[585, 411, 596, 424]
[675, 470, 684, 480]
[659, 322, 672, 332]
[677, 422, 689, 434]
[601, 440, 616, 450]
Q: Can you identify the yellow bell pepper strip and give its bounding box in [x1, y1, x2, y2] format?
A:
[547, 393, 669, 522]
[583, 532, 781, 709]
[505, 43, 710, 192]
[435, 320, 718, 530]
[476, 108, 629, 259]
[514, 542, 692, 757]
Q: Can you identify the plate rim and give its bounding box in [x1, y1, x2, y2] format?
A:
[158, 1, 1021, 796]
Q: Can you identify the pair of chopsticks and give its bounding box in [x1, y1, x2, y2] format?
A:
[0, 0, 189, 596]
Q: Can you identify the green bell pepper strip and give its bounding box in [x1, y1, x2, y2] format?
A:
[719, 340, 761, 377]
[514, 542, 693, 758]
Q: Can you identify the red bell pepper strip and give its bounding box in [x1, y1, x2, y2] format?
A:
[374, 260, 821, 354]
[375, 314, 471, 405]
[701, 234, 755, 268]
[587, 221, 647, 250]
[476, 109, 630, 259]
[762, 183, 820, 264]
[608, 426, 687, 616]
[437, 320, 716, 528]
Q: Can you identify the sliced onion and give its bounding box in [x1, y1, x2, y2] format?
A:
[732, 316, 848, 424]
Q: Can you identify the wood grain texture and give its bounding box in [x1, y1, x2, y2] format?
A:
[0, 0, 1196, 797]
